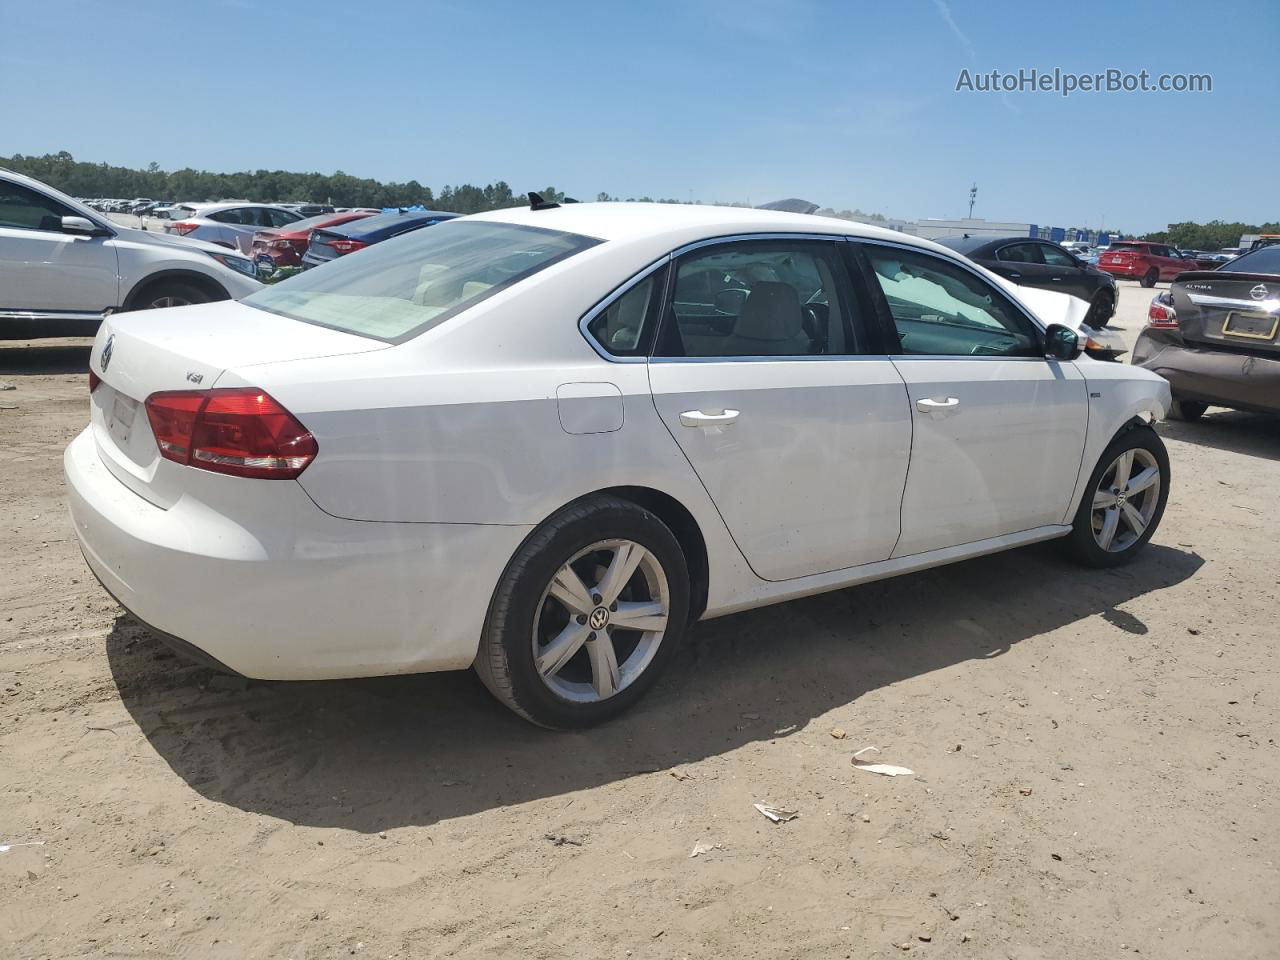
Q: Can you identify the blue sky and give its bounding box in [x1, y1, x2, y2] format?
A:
[2, 0, 1277, 232]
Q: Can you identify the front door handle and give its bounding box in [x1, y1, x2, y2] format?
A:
[1005, 271, 1022, 280]
[680, 408, 740, 427]
[916, 397, 960, 417]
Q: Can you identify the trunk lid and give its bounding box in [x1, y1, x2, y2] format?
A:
[88, 299, 388, 507]
[1170, 271, 1280, 354]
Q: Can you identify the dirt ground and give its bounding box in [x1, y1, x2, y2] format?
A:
[2, 283, 1277, 959]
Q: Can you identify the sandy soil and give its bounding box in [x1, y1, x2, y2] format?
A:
[2, 283, 1277, 959]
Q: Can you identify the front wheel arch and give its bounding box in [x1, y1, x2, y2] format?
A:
[122, 271, 229, 312]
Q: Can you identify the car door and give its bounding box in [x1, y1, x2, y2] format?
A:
[854, 241, 1088, 557]
[646, 236, 913, 581]
[1037, 242, 1092, 300]
[0, 178, 119, 313]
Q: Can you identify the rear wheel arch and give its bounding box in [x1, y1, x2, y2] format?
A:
[123, 270, 229, 311]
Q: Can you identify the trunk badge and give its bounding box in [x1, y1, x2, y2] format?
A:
[100, 334, 114, 372]
[1249, 284, 1269, 301]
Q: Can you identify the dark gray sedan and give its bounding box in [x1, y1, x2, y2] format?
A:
[1134, 244, 1280, 419]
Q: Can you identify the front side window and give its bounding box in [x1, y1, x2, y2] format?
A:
[245, 220, 601, 342]
[1039, 244, 1076, 267]
[0, 180, 74, 231]
[655, 240, 857, 358]
[996, 242, 1044, 264]
[265, 208, 301, 228]
[862, 246, 1040, 357]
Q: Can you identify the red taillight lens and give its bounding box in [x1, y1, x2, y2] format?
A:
[329, 238, 367, 254]
[1147, 301, 1178, 329]
[144, 388, 317, 479]
[172, 221, 198, 235]
[89, 370, 102, 393]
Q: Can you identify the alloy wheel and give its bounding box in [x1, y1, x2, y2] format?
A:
[532, 539, 670, 703]
[1090, 448, 1162, 552]
[149, 296, 192, 309]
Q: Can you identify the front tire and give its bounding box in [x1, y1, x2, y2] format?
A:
[1169, 398, 1208, 421]
[1084, 291, 1114, 328]
[1140, 268, 1159, 288]
[1067, 424, 1169, 568]
[139, 280, 213, 310]
[475, 496, 690, 729]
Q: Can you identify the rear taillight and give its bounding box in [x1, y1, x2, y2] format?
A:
[171, 221, 198, 235]
[1147, 300, 1178, 329]
[144, 388, 317, 479]
[328, 238, 367, 254]
[89, 370, 101, 393]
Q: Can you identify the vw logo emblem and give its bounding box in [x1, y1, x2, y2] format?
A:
[588, 607, 610, 630]
[1250, 283, 1269, 301]
[100, 334, 115, 372]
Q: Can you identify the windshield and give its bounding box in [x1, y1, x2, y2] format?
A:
[1217, 245, 1280, 275]
[244, 220, 601, 342]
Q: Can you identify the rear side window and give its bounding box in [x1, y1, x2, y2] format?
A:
[210, 208, 249, 225]
[655, 240, 859, 358]
[585, 269, 665, 357]
[0, 180, 74, 231]
[265, 208, 301, 228]
[996, 243, 1044, 264]
[245, 220, 601, 342]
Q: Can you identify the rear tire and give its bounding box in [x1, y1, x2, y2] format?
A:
[1169, 398, 1208, 421]
[1067, 424, 1169, 568]
[1140, 268, 1159, 288]
[475, 495, 690, 729]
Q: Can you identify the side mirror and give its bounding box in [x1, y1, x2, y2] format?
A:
[1044, 323, 1082, 361]
[62, 215, 107, 236]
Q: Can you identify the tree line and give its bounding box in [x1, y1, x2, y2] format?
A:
[2, 152, 706, 214]
[1142, 220, 1280, 250]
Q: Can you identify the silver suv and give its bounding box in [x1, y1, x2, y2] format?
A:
[0, 170, 262, 339]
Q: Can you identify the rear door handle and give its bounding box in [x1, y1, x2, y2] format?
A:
[1006, 271, 1022, 280]
[680, 408, 740, 427]
[916, 397, 960, 416]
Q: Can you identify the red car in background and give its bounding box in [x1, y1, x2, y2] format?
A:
[1098, 241, 1220, 287]
[249, 210, 377, 271]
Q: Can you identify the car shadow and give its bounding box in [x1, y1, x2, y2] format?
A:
[105, 541, 1202, 832]
[0, 340, 93, 376]
[1159, 410, 1280, 461]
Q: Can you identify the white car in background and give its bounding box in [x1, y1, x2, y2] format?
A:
[0, 169, 263, 339]
[66, 203, 1172, 729]
[165, 202, 305, 254]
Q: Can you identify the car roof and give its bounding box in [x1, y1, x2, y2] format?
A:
[470, 201, 924, 248]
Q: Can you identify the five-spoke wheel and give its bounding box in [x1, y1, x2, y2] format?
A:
[1068, 424, 1169, 567]
[475, 496, 690, 729]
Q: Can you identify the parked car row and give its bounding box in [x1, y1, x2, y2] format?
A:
[1, 170, 262, 337]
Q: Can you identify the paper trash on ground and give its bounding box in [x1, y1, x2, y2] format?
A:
[851, 746, 915, 777]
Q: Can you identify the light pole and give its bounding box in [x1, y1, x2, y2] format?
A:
[968, 183, 977, 219]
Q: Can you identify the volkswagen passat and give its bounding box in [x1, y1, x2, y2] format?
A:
[66, 203, 1173, 728]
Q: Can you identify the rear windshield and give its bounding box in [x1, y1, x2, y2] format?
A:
[1218, 245, 1280, 274]
[1107, 243, 1145, 252]
[244, 220, 601, 342]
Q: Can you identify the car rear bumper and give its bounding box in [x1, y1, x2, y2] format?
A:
[1133, 333, 1280, 414]
[1099, 263, 1145, 279]
[64, 427, 531, 680]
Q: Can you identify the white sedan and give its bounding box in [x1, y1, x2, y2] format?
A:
[66, 202, 1172, 728]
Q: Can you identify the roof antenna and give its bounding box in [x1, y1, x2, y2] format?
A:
[528, 191, 560, 211]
